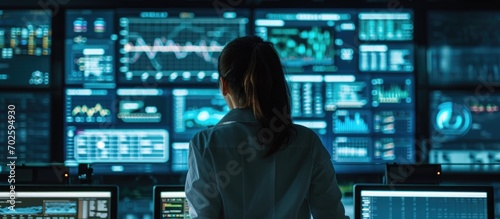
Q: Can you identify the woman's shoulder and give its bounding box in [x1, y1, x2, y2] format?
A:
[291, 123, 320, 138]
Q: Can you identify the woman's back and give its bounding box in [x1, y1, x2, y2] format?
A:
[186, 108, 348, 219]
[185, 35, 348, 218]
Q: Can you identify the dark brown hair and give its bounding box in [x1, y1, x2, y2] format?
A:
[218, 36, 296, 156]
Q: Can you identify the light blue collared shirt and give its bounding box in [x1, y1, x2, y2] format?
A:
[185, 108, 349, 219]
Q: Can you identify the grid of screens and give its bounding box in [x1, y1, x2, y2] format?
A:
[427, 10, 500, 173]
[255, 9, 415, 169]
[429, 91, 500, 172]
[0, 186, 116, 218]
[62, 8, 416, 174]
[0, 10, 51, 87]
[0, 93, 51, 173]
[354, 185, 493, 219]
[427, 11, 500, 85]
[63, 9, 247, 174]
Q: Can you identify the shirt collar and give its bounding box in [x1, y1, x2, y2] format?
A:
[217, 108, 256, 126]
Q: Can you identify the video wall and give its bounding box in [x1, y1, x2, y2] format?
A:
[427, 11, 500, 172]
[0, 7, 498, 174]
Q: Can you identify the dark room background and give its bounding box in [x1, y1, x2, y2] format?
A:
[0, 0, 499, 218]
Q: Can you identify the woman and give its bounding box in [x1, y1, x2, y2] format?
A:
[185, 36, 349, 219]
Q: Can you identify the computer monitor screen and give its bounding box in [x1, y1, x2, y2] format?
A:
[169, 88, 228, 172]
[116, 9, 249, 84]
[254, 9, 415, 172]
[153, 186, 188, 219]
[354, 184, 494, 219]
[172, 88, 229, 141]
[0, 92, 51, 172]
[429, 91, 500, 172]
[0, 10, 51, 87]
[427, 11, 500, 85]
[64, 88, 171, 174]
[0, 185, 117, 218]
[65, 10, 115, 88]
[63, 9, 249, 174]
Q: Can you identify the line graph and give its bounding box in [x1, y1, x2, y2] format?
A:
[72, 103, 111, 117]
[119, 17, 247, 83]
[123, 37, 225, 71]
[371, 78, 413, 105]
[66, 92, 114, 123]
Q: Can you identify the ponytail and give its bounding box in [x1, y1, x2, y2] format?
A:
[243, 43, 273, 121]
[218, 36, 296, 157]
[242, 42, 296, 157]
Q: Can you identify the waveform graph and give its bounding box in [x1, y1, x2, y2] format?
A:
[118, 16, 248, 84]
[325, 81, 368, 110]
[73, 129, 169, 163]
[332, 137, 372, 163]
[265, 26, 335, 68]
[371, 77, 413, 106]
[333, 110, 371, 134]
[65, 89, 114, 123]
[373, 110, 414, 134]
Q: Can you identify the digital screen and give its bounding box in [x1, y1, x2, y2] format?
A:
[172, 88, 229, 141]
[427, 11, 500, 85]
[0, 10, 51, 87]
[358, 189, 489, 219]
[117, 9, 248, 84]
[0, 93, 51, 172]
[63, 9, 244, 174]
[168, 88, 229, 172]
[255, 9, 415, 171]
[64, 88, 171, 174]
[158, 192, 189, 219]
[65, 10, 115, 88]
[171, 142, 189, 172]
[0, 189, 113, 218]
[429, 91, 500, 171]
[255, 10, 414, 74]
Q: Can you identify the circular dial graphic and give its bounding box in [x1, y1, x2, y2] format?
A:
[432, 102, 472, 140]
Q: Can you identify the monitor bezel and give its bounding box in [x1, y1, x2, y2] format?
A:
[353, 184, 495, 219]
[0, 184, 118, 218]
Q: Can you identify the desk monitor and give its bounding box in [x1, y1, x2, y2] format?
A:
[153, 185, 189, 219]
[0, 185, 118, 218]
[354, 184, 494, 219]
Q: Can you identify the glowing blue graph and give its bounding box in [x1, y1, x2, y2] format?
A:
[123, 37, 225, 71]
[332, 137, 371, 163]
[333, 110, 370, 134]
[119, 17, 246, 82]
